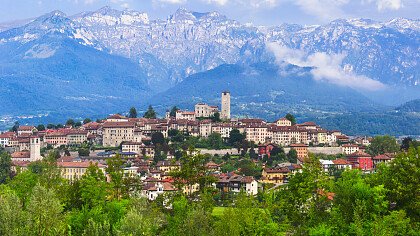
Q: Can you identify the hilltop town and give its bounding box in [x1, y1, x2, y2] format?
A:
[0, 91, 404, 201]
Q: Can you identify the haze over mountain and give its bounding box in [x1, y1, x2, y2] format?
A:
[0, 7, 419, 135]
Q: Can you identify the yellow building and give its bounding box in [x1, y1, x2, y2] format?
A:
[261, 167, 290, 184]
[57, 161, 106, 181]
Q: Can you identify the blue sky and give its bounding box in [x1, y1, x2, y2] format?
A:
[0, 0, 418, 25]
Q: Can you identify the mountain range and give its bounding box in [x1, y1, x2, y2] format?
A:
[0, 7, 419, 135]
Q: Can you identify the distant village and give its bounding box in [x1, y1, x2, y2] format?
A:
[0, 91, 396, 200]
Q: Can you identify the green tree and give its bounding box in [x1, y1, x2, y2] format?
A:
[10, 121, 19, 132]
[152, 132, 165, 145]
[287, 149, 298, 163]
[78, 148, 90, 157]
[83, 118, 92, 124]
[368, 135, 399, 156]
[27, 185, 65, 235]
[66, 119, 76, 127]
[129, 107, 138, 118]
[118, 198, 165, 236]
[75, 121, 82, 127]
[170, 106, 180, 117]
[285, 113, 296, 125]
[36, 124, 45, 131]
[106, 155, 125, 200]
[143, 105, 157, 119]
[206, 133, 224, 150]
[0, 151, 12, 184]
[228, 129, 245, 147]
[9, 171, 38, 207]
[79, 164, 108, 208]
[210, 112, 221, 122]
[0, 188, 28, 236]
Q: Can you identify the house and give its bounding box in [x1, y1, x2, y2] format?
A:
[144, 182, 177, 201]
[372, 154, 393, 168]
[319, 159, 334, 172]
[156, 160, 181, 173]
[275, 118, 292, 127]
[121, 142, 155, 157]
[57, 161, 106, 181]
[261, 167, 290, 184]
[205, 161, 221, 172]
[258, 143, 278, 158]
[215, 174, 258, 195]
[346, 151, 373, 171]
[0, 132, 15, 147]
[17, 126, 37, 135]
[195, 103, 219, 118]
[175, 110, 196, 121]
[102, 121, 135, 147]
[342, 144, 359, 155]
[290, 143, 309, 163]
[332, 159, 352, 170]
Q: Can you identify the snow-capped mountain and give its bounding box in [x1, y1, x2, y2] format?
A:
[1, 7, 418, 90]
[64, 7, 418, 89]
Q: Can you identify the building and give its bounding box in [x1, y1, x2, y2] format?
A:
[332, 159, 352, 170]
[17, 126, 36, 135]
[258, 143, 278, 158]
[372, 154, 393, 168]
[290, 143, 309, 163]
[195, 103, 219, 118]
[261, 167, 290, 184]
[346, 151, 373, 171]
[215, 174, 258, 195]
[102, 121, 135, 147]
[275, 118, 292, 127]
[0, 132, 15, 147]
[66, 130, 88, 146]
[121, 142, 155, 157]
[342, 144, 360, 155]
[156, 160, 181, 173]
[319, 159, 334, 172]
[57, 161, 106, 181]
[175, 110, 196, 121]
[221, 91, 231, 120]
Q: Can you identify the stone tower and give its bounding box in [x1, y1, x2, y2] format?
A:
[30, 136, 41, 161]
[221, 91, 231, 120]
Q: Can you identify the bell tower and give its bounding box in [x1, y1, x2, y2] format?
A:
[221, 91, 231, 120]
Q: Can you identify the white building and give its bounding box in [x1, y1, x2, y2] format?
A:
[195, 103, 219, 118]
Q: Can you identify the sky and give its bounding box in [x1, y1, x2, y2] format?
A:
[0, 0, 418, 25]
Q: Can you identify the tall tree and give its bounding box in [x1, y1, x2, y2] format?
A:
[129, 107, 138, 118]
[143, 105, 157, 119]
[287, 149, 298, 163]
[27, 185, 65, 235]
[106, 155, 125, 200]
[368, 135, 400, 155]
[151, 132, 165, 146]
[0, 152, 12, 184]
[83, 118, 92, 124]
[79, 164, 108, 208]
[228, 129, 245, 146]
[66, 119, 75, 127]
[206, 133, 224, 150]
[285, 113, 296, 125]
[36, 124, 45, 131]
[170, 106, 180, 117]
[0, 188, 28, 236]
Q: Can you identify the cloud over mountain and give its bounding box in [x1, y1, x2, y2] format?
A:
[267, 43, 386, 91]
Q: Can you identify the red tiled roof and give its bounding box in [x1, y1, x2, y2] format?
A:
[11, 151, 30, 159]
[102, 121, 135, 128]
[332, 159, 351, 165]
[57, 161, 105, 168]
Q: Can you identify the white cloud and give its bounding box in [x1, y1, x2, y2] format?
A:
[206, 0, 229, 5]
[367, 0, 404, 11]
[155, 0, 187, 4]
[291, 0, 350, 21]
[267, 42, 386, 91]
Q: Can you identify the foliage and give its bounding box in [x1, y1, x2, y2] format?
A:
[0, 151, 12, 184]
[78, 148, 90, 157]
[83, 118, 92, 124]
[36, 124, 46, 131]
[129, 107, 137, 118]
[143, 105, 157, 119]
[169, 106, 180, 117]
[367, 135, 400, 155]
[152, 132, 165, 146]
[285, 113, 296, 125]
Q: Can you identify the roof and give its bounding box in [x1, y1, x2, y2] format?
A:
[264, 167, 290, 173]
[347, 150, 372, 158]
[11, 151, 30, 159]
[102, 121, 135, 128]
[290, 143, 308, 148]
[107, 114, 127, 119]
[332, 159, 351, 165]
[18, 126, 35, 131]
[373, 154, 392, 160]
[57, 161, 105, 168]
